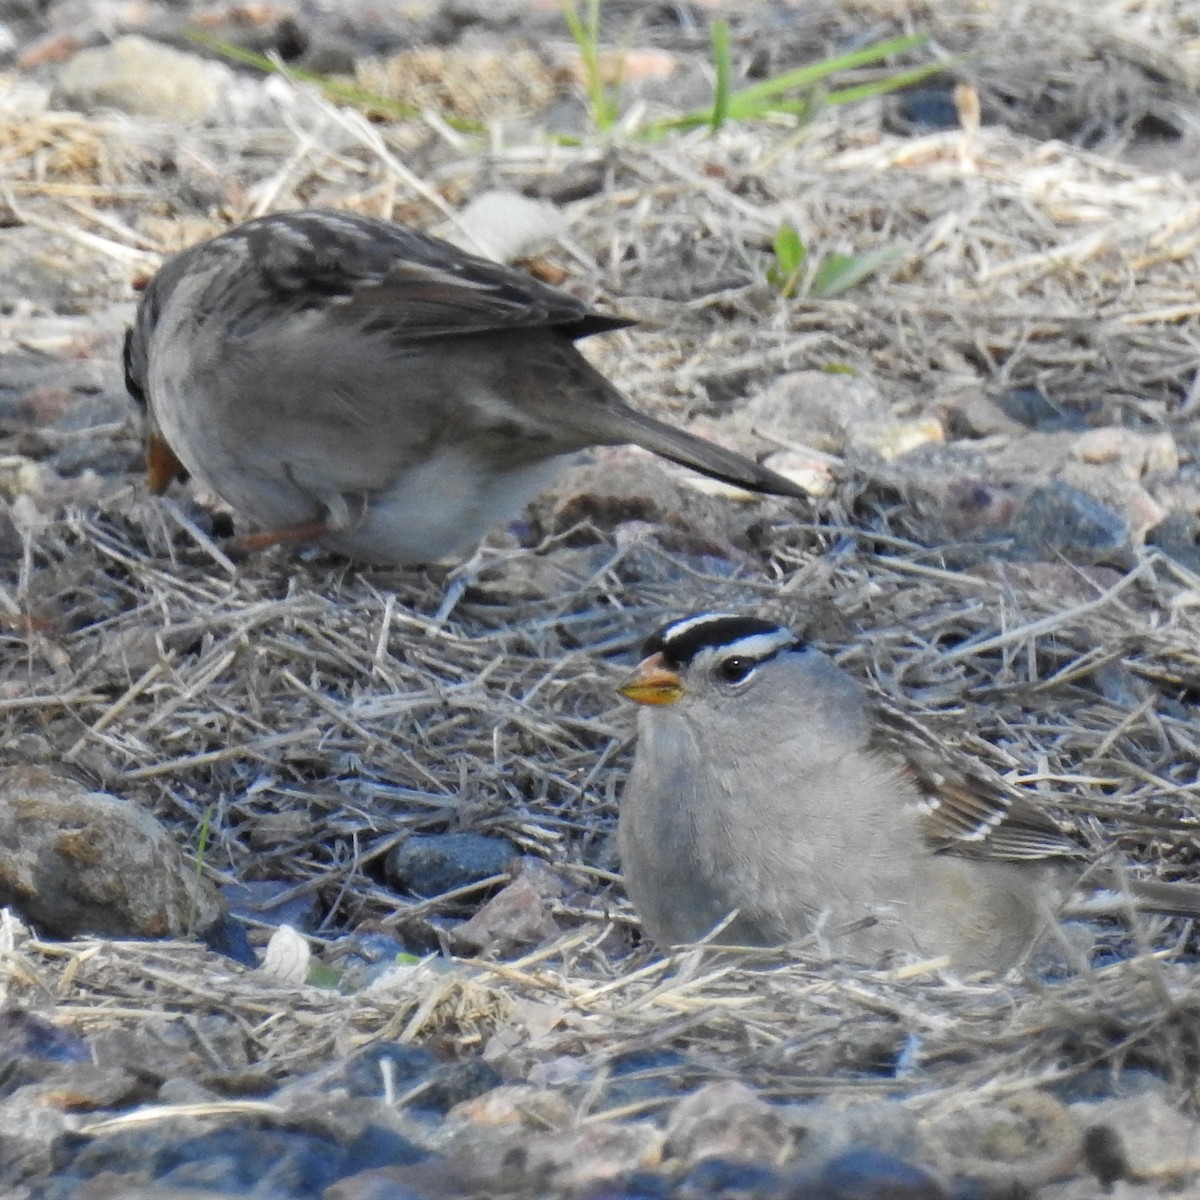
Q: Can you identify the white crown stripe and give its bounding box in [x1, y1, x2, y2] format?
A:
[711, 631, 796, 661]
[661, 612, 742, 642]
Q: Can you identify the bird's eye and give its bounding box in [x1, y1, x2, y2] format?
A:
[715, 656, 755, 685]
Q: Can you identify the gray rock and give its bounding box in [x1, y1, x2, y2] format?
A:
[0, 765, 224, 939]
[443, 1118, 661, 1196]
[222, 879, 322, 932]
[730, 370, 892, 454]
[1070, 1087, 1200, 1185]
[788, 1099, 922, 1171]
[55, 35, 226, 122]
[437, 0, 530, 29]
[0, 227, 131, 314]
[385, 832, 517, 898]
[1009, 479, 1138, 562]
[785, 1148, 948, 1200]
[88, 1015, 252, 1089]
[994, 386, 1090, 432]
[922, 1089, 1080, 1188]
[451, 859, 565, 953]
[0, 1007, 89, 1065]
[908, 475, 1143, 565]
[1147, 507, 1200, 571]
[527, 458, 750, 555]
[1070, 426, 1177, 477]
[0, 1096, 74, 1187]
[460, 544, 614, 607]
[666, 1080, 794, 1166]
[439, 189, 567, 263]
[345, 1042, 440, 1100]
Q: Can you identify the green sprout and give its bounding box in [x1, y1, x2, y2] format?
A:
[768, 222, 904, 300]
[562, 0, 623, 132]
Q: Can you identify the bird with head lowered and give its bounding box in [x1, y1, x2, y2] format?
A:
[124, 210, 806, 565]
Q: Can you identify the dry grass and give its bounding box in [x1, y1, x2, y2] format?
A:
[3, 0, 1200, 1127]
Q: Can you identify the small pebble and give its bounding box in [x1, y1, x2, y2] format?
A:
[885, 82, 963, 133]
[813, 1147, 948, 1199]
[994, 387, 1088, 432]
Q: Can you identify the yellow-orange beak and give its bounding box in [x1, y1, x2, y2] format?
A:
[145, 431, 187, 495]
[618, 652, 684, 706]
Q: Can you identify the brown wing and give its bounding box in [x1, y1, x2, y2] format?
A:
[916, 780, 1084, 861]
[871, 702, 1085, 864]
[171, 209, 631, 343]
[126, 208, 631, 412]
[126, 209, 808, 503]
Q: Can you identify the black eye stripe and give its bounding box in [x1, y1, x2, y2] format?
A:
[642, 614, 804, 670]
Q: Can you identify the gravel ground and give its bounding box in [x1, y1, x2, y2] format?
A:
[3, 1, 1200, 1197]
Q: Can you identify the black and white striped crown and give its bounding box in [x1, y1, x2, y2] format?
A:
[641, 613, 802, 670]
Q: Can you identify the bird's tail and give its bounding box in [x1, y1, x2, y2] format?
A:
[603, 404, 811, 500]
[1068, 873, 1200, 920]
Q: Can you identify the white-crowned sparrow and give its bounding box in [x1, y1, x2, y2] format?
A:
[618, 612, 1200, 973]
[123, 209, 805, 564]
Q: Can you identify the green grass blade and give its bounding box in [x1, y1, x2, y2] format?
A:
[821, 63, 947, 108]
[195, 808, 210, 868]
[730, 33, 927, 107]
[709, 19, 731, 132]
[766, 222, 807, 298]
[727, 94, 817, 121]
[562, 0, 619, 132]
[809, 245, 905, 299]
[774, 223, 805, 276]
[648, 32, 929, 133]
[190, 805, 212, 934]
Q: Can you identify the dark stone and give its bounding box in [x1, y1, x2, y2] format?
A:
[1081, 1124, 1130, 1187]
[326, 931, 421, 989]
[272, 15, 309, 61]
[153, 1126, 344, 1196]
[815, 1148, 948, 1199]
[419, 1058, 503, 1113]
[604, 1048, 691, 1105]
[1051, 1066, 1168, 1103]
[384, 833, 516, 898]
[211, 510, 236, 539]
[52, 1120, 191, 1182]
[344, 1043, 440, 1099]
[345, 1043, 499, 1114]
[993, 387, 1089, 431]
[0, 1009, 90, 1088]
[200, 912, 257, 966]
[677, 1156, 791, 1197]
[1147, 509, 1200, 572]
[223, 878, 322, 933]
[343, 1123, 428, 1171]
[57, 1109, 392, 1192]
[884, 83, 961, 134]
[1010, 481, 1132, 563]
[336, 931, 413, 965]
[584, 1171, 677, 1199]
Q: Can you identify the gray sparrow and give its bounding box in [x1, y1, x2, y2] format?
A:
[618, 612, 1200, 973]
[124, 209, 805, 564]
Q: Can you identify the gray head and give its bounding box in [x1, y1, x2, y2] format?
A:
[620, 612, 873, 752]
